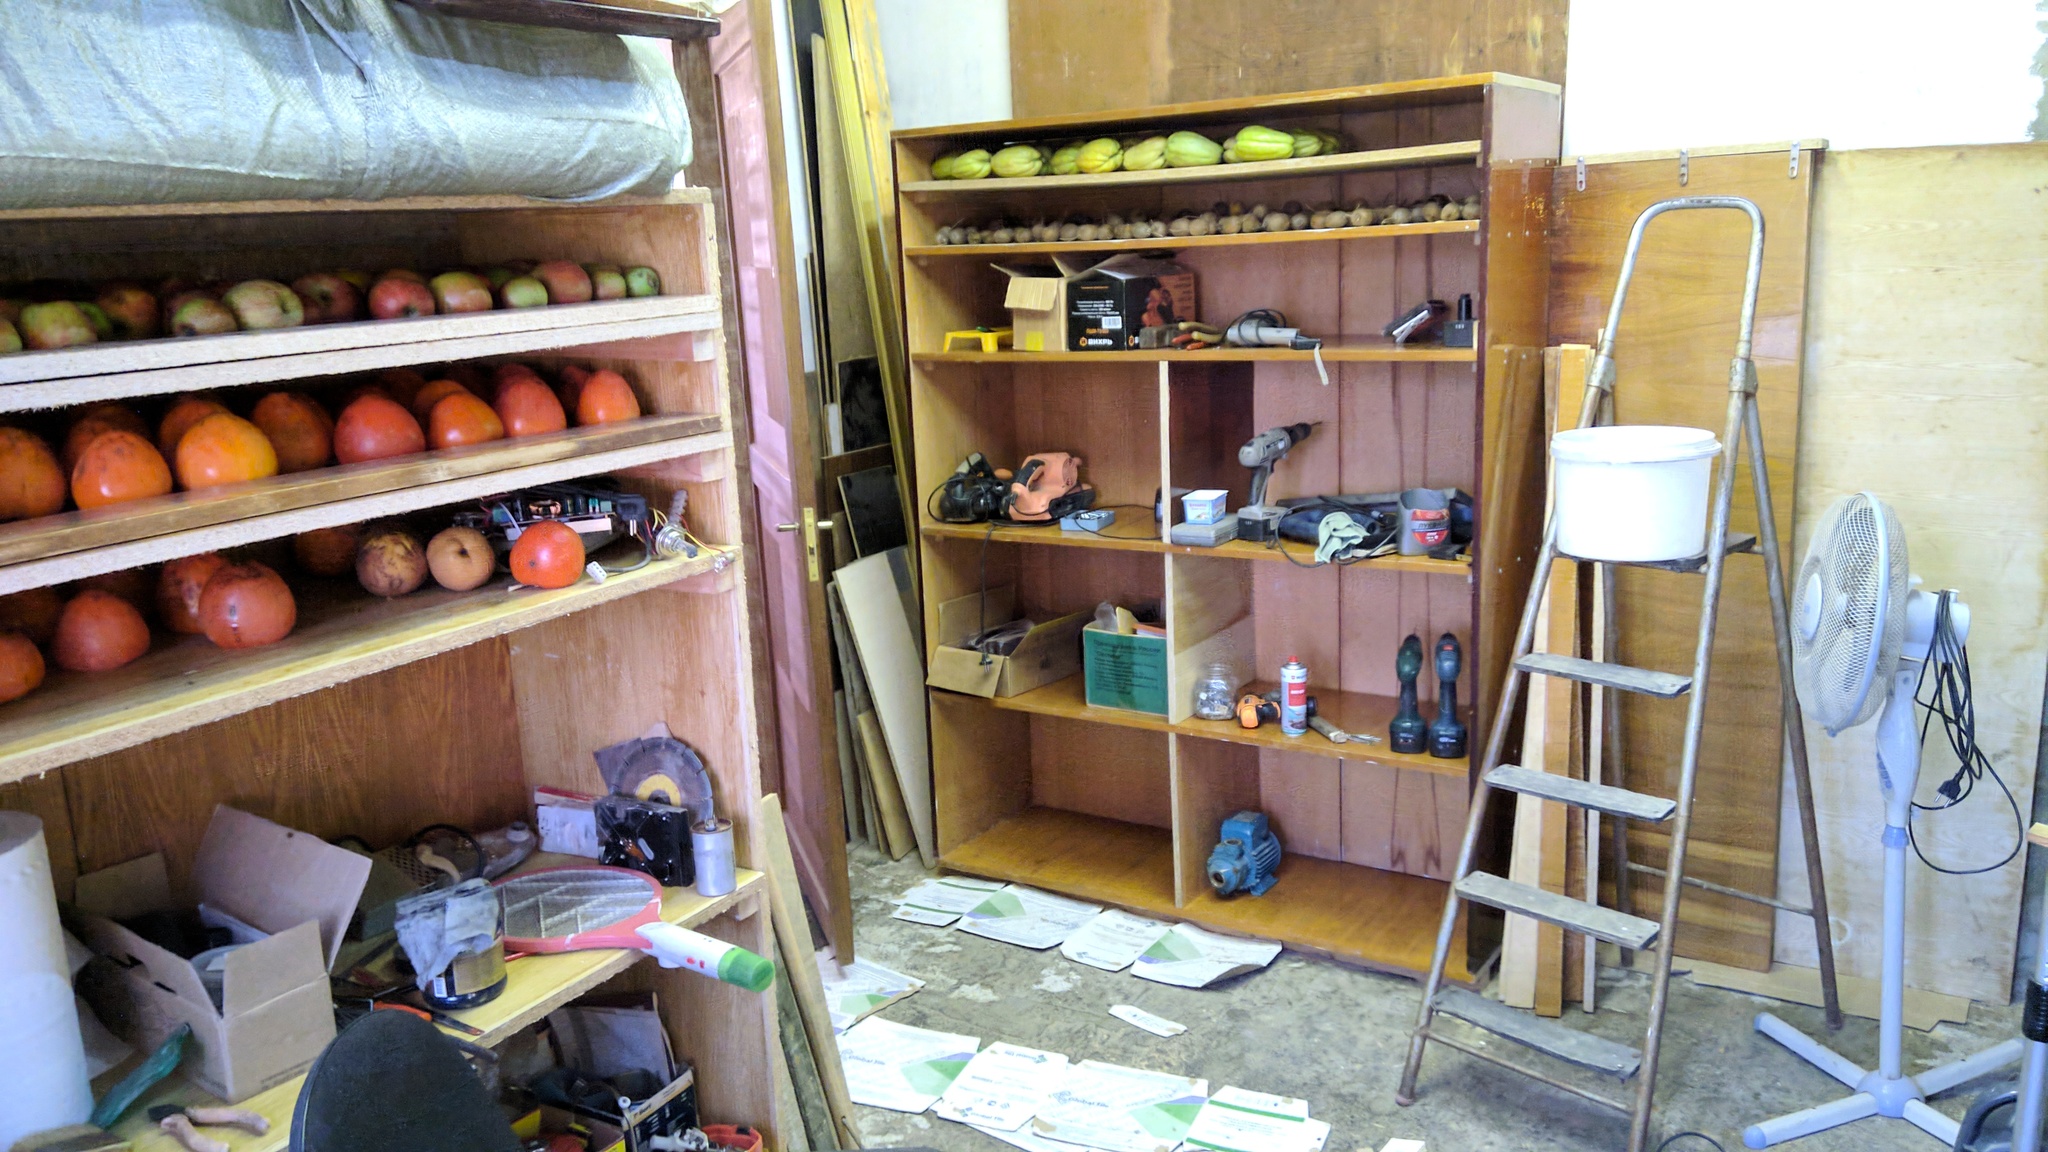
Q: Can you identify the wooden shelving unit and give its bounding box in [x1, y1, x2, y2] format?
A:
[897, 74, 1559, 978]
[0, 191, 788, 1143]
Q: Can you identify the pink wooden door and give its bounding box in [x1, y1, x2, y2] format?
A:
[711, 1, 852, 957]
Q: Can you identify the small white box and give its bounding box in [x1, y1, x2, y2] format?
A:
[1182, 489, 1228, 525]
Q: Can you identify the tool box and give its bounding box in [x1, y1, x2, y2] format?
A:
[926, 586, 1088, 699]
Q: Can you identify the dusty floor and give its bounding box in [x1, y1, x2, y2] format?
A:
[835, 843, 2027, 1152]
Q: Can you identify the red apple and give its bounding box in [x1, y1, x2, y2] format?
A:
[368, 276, 436, 320]
[379, 269, 428, 285]
[585, 264, 627, 301]
[95, 283, 159, 340]
[532, 260, 592, 305]
[223, 280, 306, 330]
[429, 271, 493, 314]
[0, 299, 23, 325]
[292, 273, 360, 324]
[18, 301, 98, 349]
[498, 276, 548, 309]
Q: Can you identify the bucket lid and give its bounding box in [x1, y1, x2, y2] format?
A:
[1552, 425, 1720, 464]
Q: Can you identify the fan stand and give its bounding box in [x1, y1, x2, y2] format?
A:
[1745, 604, 2023, 1148]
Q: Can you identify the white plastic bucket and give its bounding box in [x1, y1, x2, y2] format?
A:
[1552, 426, 1721, 562]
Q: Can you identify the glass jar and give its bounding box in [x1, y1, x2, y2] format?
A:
[1193, 661, 1239, 721]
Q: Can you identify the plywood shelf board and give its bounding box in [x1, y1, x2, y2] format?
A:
[891, 72, 1554, 140]
[107, 869, 765, 1152]
[902, 141, 1483, 197]
[906, 219, 1480, 258]
[0, 414, 719, 570]
[0, 550, 727, 784]
[969, 674, 1466, 776]
[913, 338, 1477, 365]
[0, 426, 731, 597]
[941, 806, 1471, 979]
[0, 303, 720, 413]
[920, 519, 1469, 575]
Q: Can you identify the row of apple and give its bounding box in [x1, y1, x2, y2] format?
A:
[0, 260, 664, 351]
[0, 511, 590, 706]
[0, 360, 644, 523]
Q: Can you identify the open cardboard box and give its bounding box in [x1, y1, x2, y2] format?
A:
[68, 806, 371, 1101]
[926, 585, 1087, 699]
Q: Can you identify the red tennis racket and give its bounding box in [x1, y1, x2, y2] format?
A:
[495, 865, 665, 953]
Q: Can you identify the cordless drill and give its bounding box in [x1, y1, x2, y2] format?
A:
[1390, 634, 1426, 753]
[1234, 422, 1316, 543]
[1429, 633, 1466, 759]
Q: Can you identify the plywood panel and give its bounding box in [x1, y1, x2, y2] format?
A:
[65, 643, 528, 888]
[1031, 716, 1171, 830]
[1773, 143, 2048, 1004]
[1009, 2, 1567, 118]
[1547, 149, 1816, 970]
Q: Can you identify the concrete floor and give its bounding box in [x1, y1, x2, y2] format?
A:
[836, 844, 2026, 1152]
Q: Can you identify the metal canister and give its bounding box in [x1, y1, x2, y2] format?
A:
[1279, 656, 1309, 737]
[693, 816, 736, 897]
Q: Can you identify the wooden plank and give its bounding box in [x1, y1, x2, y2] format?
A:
[106, 869, 765, 1152]
[903, 141, 1482, 197]
[810, 34, 876, 366]
[1548, 149, 1816, 972]
[834, 548, 934, 866]
[907, 219, 1480, 259]
[0, 428, 729, 597]
[1434, 988, 1640, 1078]
[0, 552, 720, 786]
[760, 796, 861, 1149]
[1773, 143, 2047, 1003]
[0, 415, 716, 570]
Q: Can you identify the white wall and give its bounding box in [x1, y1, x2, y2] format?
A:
[872, 0, 1011, 130]
[1563, 0, 2043, 155]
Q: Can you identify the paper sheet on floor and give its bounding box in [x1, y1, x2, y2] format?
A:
[1182, 1086, 1328, 1152]
[932, 1040, 1071, 1132]
[1027, 1059, 1208, 1152]
[836, 1017, 979, 1113]
[1108, 1004, 1185, 1037]
[817, 956, 924, 1032]
[957, 884, 1102, 949]
[893, 875, 1005, 926]
[1131, 924, 1281, 988]
[1059, 908, 1173, 971]
[970, 1123, 1112, 1152]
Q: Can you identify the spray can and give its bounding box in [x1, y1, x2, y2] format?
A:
[1279, 656, 1309, 737]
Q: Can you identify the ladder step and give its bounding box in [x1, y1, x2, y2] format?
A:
[1560, 532, 1757, 573]
[1484, 765, 1677, 822]
[1515, 653, 1691, 698]
[1433, 988, 1642, 1079]
[1455, 872, 1661, 950]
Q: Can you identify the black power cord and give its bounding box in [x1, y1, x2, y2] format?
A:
[1656, 1133, 1726, 1152]
[1907, 589, 2024, 875]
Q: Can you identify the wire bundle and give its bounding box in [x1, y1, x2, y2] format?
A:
[1909, 589, 2023, 875]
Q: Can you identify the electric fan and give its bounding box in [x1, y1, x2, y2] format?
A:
[1745, 493, 2023, 1147]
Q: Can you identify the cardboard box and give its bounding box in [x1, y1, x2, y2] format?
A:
[69, 806, 371, 1102]
[1083, 621, 1169, 714]
[995, 260, 1076, 353]
[1181, 489, 1228, 525]
[926, 585, 1087, 699]
[1066, 255, 1197, 351]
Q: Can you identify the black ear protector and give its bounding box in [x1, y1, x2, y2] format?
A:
[930, 452, 1008, 523]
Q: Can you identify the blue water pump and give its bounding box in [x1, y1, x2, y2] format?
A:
[1206, 811, 1282, 897]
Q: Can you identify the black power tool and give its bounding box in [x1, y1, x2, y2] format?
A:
[1429, 633, 1466, 759]
[1390, 634, 1426, 753]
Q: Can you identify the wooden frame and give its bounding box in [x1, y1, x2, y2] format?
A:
[0, 193, 785, 1147]
[898, 75, 1558, 978]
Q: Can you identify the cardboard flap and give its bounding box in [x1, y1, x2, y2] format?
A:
[936, 585, 1017, 647]
[1002, 276, 1059, 313]
[1049, 253, 1094, 279]
[220, 921, 325, 1017]
[191, 806, 372, 970]
[74, 852, 173, 919]
[1007, 610, 1089, 669]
